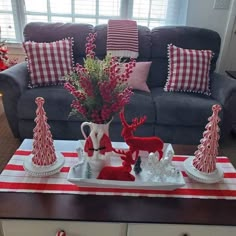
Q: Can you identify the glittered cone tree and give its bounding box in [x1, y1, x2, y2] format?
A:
[32, 97, 57, 166]
[192, 104, 222, 173]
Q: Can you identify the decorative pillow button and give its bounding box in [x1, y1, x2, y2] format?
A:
[164, 44, 213, 95]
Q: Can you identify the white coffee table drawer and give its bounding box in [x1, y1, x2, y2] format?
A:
[1, 220, 127, 236]
[127, 223, 236, 236]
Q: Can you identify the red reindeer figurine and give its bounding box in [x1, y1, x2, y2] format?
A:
[112, 148, 136, 169]
[120, 110, 164, 161]
[97, 149, 135, 181]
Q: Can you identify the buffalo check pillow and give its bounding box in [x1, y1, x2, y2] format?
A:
[164, 44, 213, 95]
[23, 38, 74, 88]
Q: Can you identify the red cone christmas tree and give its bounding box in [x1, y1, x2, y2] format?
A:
[32, 97, 57, 166]
[192, 104, 221, 173]
[184, 104, 224, 183]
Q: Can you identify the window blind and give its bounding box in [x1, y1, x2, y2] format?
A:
[0, 0, 16, 41]
[0, 0, 188, 42]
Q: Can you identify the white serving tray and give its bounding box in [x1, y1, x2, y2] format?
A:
[67, 142, 185, 191]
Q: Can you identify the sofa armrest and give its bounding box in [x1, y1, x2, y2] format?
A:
[211, 72, 236, 104]
[0, 62, 29, 138]
[210, 72, 236, 140]
[0, 62, 29, 94]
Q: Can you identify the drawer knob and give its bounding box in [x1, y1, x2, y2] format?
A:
[181, 233, 189, 236]
[56, 230, 66, 236]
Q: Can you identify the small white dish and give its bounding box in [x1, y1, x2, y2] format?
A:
[184, 157, 224, 184]
[67, 142, 185, 191]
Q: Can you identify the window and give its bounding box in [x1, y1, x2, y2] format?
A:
[132, 0, 188, 28]
[0, 0, 17, 41]
[0, 0, 188, 42]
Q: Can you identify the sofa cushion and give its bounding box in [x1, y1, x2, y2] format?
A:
[151, 87, 222, 126]
[18, 87, 155, 124]
[155, 125, 206, 145]
[112, 90, 155, 124]
[164, 44, 212, 95]
[23, 38, 73, 87]
[17, 86, 84, 121]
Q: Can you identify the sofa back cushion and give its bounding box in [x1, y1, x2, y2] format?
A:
[24, 22, 152, 64]
[24, 22, 94, 64]
[23, 23, 221, 90]
[148, 26, 221, 88]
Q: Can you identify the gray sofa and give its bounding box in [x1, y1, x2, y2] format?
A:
[1, 22, 236, 145]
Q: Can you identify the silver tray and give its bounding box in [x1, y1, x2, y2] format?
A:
[67, 142, 185, 190]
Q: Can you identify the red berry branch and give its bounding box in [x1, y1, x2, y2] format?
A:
[64, 33, 136, 124]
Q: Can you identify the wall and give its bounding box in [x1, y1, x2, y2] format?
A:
[218, 0, 236, 72]
[186, 0, 230, 39]
[186, 0, 233, 73]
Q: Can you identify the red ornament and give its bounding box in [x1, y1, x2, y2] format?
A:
[0, 42, 17, 71]
[0, 60, 8, 71]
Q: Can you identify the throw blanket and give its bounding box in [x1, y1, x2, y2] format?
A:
[107, 20, 139, 58]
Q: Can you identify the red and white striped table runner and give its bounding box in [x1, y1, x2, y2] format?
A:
[0, 150, 236, 199]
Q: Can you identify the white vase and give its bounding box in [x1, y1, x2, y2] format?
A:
[81, 119, 113, 177]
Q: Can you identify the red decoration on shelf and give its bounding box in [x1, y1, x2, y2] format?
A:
[0, 40, 17, 71]
[32, 97, 57, 166]
[193, 104, 221, 173]
[120, 110, 164, 161]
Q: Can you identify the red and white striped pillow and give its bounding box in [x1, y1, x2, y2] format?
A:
[164, 44, 213, 95]
[23, 38, 73, 87]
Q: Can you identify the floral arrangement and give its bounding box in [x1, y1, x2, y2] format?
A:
[0, 40, 18, 71]
[64, 33, 136, 124]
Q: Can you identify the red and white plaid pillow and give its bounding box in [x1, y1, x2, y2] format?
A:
[164, 44, 213, 95]
[23, 38, 73, 87]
